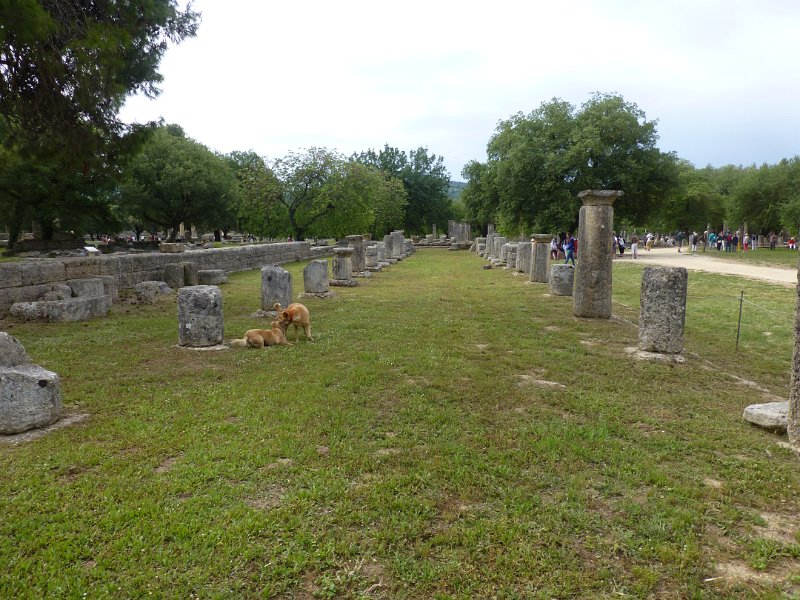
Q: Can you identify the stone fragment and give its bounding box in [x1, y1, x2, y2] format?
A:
[0, 332, 31, 367]
[261, 266, 292, 311]
[181, 261, 199, 286]
[197, 270, 228, 285]
[66, 277, 105, 298]
[162, 263, 185, 289]
[135, 281, 173, 304]
[530, 234, 551, 283]
[638, 266, 688, 354]
[0, 364, 63, 434]
[331, 248, 358, 287]
[549, 264, 574, 296]
[303, 260, 330, 294]
[743, 401, 788, 433]
[10, 296, 110, 322]
[159, 243, 185, 253]
[177, 285, 224, 347]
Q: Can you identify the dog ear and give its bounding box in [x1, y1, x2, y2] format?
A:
[274, 302, 281, 311]
[282, 310, 290, 320]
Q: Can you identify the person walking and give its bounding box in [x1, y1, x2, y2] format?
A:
[630, 232, 639, 259]
[564, 233, 575, 266]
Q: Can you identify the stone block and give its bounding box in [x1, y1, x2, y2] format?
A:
[743, 401, 788, 433]
[19, 261, 66, 286]
[549, 264, 574, 296]
[261, 266, 292, 311]
[181, 261, 199, 286]
[10, 296, 110, 322]
[67, 278, 105, 298]
[0, 264, 23, 287]
[638, 266, 688, 354]
[0, 364, 63, 434]
[97, 275, 119, 303]
[162, 263, 185, 290]
[0, 332, 31, 367]
[135, 281, 173, 305]
[197, 270, 228, 285]
[304, 260, 329, 294]
[160, 243, 185, 253]
[177, 285, 224, 347]
[62, 257, 101, 279]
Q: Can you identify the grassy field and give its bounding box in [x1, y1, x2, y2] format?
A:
[2, 249, 799, 598]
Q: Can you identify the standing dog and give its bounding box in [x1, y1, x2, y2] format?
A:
[229, 320, 291, 348]
[274, 302, 313, 342]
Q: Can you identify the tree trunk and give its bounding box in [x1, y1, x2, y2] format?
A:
[169, 224, 180, 242]
[214, 229, 221, 242]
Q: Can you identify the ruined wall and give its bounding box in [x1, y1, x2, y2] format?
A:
[0, 242, 329, 316]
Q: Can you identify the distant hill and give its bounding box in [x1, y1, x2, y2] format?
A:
[448, 181, 466, 199]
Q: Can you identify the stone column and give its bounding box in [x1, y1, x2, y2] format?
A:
[391, 231, 404, 258]
[177, 285, 224, 347]
[376, 242, 390, 267]
[331, 247, 357, 287]
[530, 234, 552, 283]
[261, 265, 292, 311]
[303, 260, 330, 294]
[638, 266, 688, 353]
[516, 239, 532, 273]
[789, 270, 800, 447]
[346, 235, 366, 273]
[365, 244, 379, 270]
[549, 264, 574, 296]
[573, 190, 623, 318]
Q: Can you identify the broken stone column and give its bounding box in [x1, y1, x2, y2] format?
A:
[382, 235, 397, 263]
[638, 266, 688, 353]
[365, 245, 380, 271]
[181, 261, 199, 286]
[549, 264, 574, 296]
[331, 247, 358, 287]
[261, 265, 292, 311]
[516, 240, 532, 273]
[391, 231, 404, 258]
[530, 234, 552, 283]
[303, 259, 330, 294]
[573, 190, 623, 318]
[0, 332, 63, 434]
[376, 242, 390, 268]
[346, 235, 366, 274]
[177, 285, 224, 348]
[163, 263, 184, 289]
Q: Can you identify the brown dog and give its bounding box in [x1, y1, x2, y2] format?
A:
[229, 320, 291, 348]
[274, 302, 313, 342]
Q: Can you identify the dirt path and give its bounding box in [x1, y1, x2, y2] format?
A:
[616, 247, 797, 286]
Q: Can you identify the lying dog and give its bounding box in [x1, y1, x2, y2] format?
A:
[274, 302, 313, 342]
[229, 320, 291, 348]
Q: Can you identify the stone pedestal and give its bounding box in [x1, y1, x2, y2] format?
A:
[0, 332, 63, 434]
[530, 234, 552, 283]
[159, 243, 185, 253]
[163, 263, 184, 290]
[177, 285, 224, 347]
[549, 264, 574, 296]
[181, 262, 199, 286]
[573, 190, 623, 318]
[365, 245, 380, 270]
[638, 266, 688, 353]
[331, 248, 358, 287]
[391, 231, 404, 258]
[303, 260, 330, 293]
[515, 240, 532, 273]
[346, 235, 366, 273]
[261, 266, 292, 311]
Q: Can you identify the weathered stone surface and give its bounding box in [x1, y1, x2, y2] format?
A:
[549, 264, 574, 296]
[346, 235, 366, 272]
[744, 401, 788, 433]
[573, 190, 623, 318]
[530, 235, 551, 283]
[67, 277, 105, 298]
[177, 285, 224, 347]
[638, 266, 688, 354]
[162, 263, 185, 290]
[135, 281, 173, 304]
[10, 296, 110, 322]
[181, 262, 199, 286]
[0, 332, 31, 367]
[159, 243, 185, 253]
[197, 270, 228, 285]
[304, 260, 329, 294]
[331, 248, 356, 286]
[0, 364, 63, 434]
[19, 261, 67, 286]
[261, 265, 292, 311]
[516, 241, 532, 273]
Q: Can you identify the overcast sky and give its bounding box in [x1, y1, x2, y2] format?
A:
[120, 0, 800, 181]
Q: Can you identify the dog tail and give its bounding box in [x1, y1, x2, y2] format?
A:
[228, 338, 247, 347]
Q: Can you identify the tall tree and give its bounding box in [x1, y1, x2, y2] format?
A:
[355, 145, 451, 234]
[226, 151, 288, 239]
[119, 126, 236, 241]
[0, 0, 199, 248]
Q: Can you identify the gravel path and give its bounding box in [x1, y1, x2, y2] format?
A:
[615, 246, 798, 286]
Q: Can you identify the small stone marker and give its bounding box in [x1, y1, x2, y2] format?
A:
[346, 235, 366, 273]
[177, 286, 224, 347]
[0, 332, 63, 435]
[303, 260, 330, 294]
[530, 234, 551, 283]
[549, 264, 574, 296]
[638, 266, 688, 354]
[261, 265, 292, 311]
[331, 248, 357, 287]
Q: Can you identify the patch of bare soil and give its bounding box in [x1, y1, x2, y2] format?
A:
[758, 511, 799, 545]
[155, 453, 184, 473]
[247, 483, 286, 510]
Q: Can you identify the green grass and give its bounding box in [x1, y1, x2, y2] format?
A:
[2, 249, 800, 598]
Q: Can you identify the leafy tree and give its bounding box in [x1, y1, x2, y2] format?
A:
[730, 159, 800, 235]
[0, 0, 199, 249]
[355, 145, 451, 234]
[226, 151, 288, 239]
[119, 126, 236, 241]
[651, 160, 726, 232]
[463, 94, 679, 235]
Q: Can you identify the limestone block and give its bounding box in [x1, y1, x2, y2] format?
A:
[135, 281, 173, 305]
[0, 264, 23, 287]
[549, 264, 574, 296]
[304, 260, 329, 293]
[531, 235, 552, 283]
[19, 261, 66, 286]
[177, 285, 224, 347]
[181, 261, 199, 286]
[0, 332, 31, 367]
[261, 266, 292, 311]
[162, 263, 185, 290]
[67, 278, 105, 298]
[638, 266, 688, 354]
[197, 270, 228, 285]
[160, 243, 185, 253]
[0, 364, 63, 434]
[10, 296, 110, 322]
[62, 257, 101, 279]
[97, 275, 119, 303]
[743, 401, 788, 433]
